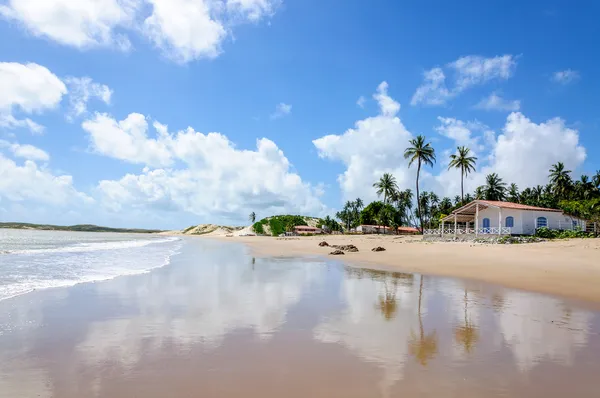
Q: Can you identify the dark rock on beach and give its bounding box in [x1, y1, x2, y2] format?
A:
[318, 241, 329, 247]
[371, 246, 386, 252]
[329, 249, 345, 255]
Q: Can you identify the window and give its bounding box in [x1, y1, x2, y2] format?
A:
[536, 217, 547, 229]
[573, 220, 578, 229]
[483, 218, 490, 229]
[506, 216, 514, 228]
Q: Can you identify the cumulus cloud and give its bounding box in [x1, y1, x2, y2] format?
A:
[82, 113, 172, 167]
[65, 77, 113, 119]
[0, 153, 91, 206]
[0, 0, 280, 63]
[0, 62, 67, 114]
[314, 82, 417, 202]
[270, 102, 292, 119]
[0, 140, 50, 161]
[0, 0, 137, 50]
[475, 92, 520, 111]
[551, 69, 580, 85]
[411, 55, 517, 106]
[0, 61, 67, 134]
[435, 112, 587, 197]
[82, 113, 326, 222]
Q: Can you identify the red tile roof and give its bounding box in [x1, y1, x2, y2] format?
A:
[397, 226, 420, 233]
[477, 200, 562, 212]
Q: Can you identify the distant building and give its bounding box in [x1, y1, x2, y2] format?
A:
[293, 226, 323, 235]
[356, 225, 420, 235]
[433, 199, 592, 236]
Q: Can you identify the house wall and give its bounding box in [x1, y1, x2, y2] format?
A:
[476, 207, 525, 234]
[475, 208, 568, 235]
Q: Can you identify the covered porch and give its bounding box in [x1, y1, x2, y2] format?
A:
[423, 201, 512, 237]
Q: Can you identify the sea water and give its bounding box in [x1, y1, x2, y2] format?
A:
[0, 229, 182, 301]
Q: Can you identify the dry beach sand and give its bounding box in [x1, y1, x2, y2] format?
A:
[206, 233, 600, 303]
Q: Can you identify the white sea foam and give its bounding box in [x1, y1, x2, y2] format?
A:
[0, 230, 183, 302]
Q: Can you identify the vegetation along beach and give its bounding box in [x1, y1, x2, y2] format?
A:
[2, 1, 600, 397]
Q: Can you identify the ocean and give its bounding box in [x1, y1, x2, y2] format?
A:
[0, 229, 182, 301]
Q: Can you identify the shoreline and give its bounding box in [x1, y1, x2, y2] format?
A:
[200, 234, 600, 304]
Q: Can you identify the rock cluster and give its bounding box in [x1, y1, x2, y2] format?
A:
[371, 246, 386, 252]
[329, 249, 345, 255]
[332, 244, 359, 252]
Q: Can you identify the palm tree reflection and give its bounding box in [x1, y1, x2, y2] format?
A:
[454, 289, 479, 355]
[408, 275, 438, 366]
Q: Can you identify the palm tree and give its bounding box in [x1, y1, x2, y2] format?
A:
[549, 162, 573, 199]
[373, 173, 398, 205]
[593, 170, 600, 189]
[249, 212, 256, 223]
[448, 146, 477, 203]
[404, 135, 436, 232]
[483, 173, 507, 201]
[507, 183, 519, 203]
[474, 186, 485, 200]
[355, 198, 364, 211]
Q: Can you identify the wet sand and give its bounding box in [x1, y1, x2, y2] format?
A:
[212, 235, 600, 303]
[1, 238, 600, 397]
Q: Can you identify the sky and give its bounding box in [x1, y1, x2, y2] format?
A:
[0, 0, 598, 229]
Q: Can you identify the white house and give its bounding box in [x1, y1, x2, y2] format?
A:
[434, 200, 589, 236]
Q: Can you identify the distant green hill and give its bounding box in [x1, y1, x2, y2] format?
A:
[0, 222, 162, 234]
[252, 215, 323, 236]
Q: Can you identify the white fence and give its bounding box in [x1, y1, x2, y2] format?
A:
[423, 227, 512, 236]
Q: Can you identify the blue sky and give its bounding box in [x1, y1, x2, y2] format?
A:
[0, 0, 598, 228]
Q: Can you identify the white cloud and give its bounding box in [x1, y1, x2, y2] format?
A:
[82, 113, 172, 167]
[226, 0, 279, 22]
[356, 96, 366, 108]
[551, 69, 580, 85]
[0, 153, 91, 206]
[0, 62, 66, 114]
[314, 82, 417, 202]
[65, 77, 113, 119]
[411, 55, 517, 106]
[82, 112, 326, 222]
[435, 117, 489, 152]
[0, 114, 44, 134]
[410, 67, 451, 106]
[435, 112, 587, 197]
[373, 82, 400, 117]
[0, 140, 50, 161]
[143, 0, 227, 63]
[1, 0, 280, 63]
[450, 55, 517, 91]
[475, 92, 520, 111]
[270, 102, 292, 119]
[0, 0, 136, 50]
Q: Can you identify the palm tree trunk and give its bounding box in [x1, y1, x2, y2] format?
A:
[416, 161, 423, 232]
[461, 167, 464, 204]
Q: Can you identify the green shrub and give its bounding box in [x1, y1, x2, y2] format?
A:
[535, 227, 593, 239]
[252, 222, 265, 235]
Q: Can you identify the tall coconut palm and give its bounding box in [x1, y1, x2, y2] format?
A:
[448, 146, 477, 203]
[474, 186, 485, 200]
[404, 135, 436, 232]
[373, 173, 398, 205]
[593, 170, 600, 189]
[507, 183, 519, 203]
[249, 212, 256, 224]
[483, 173, 507, 201]
[549, 162, 573, 199]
